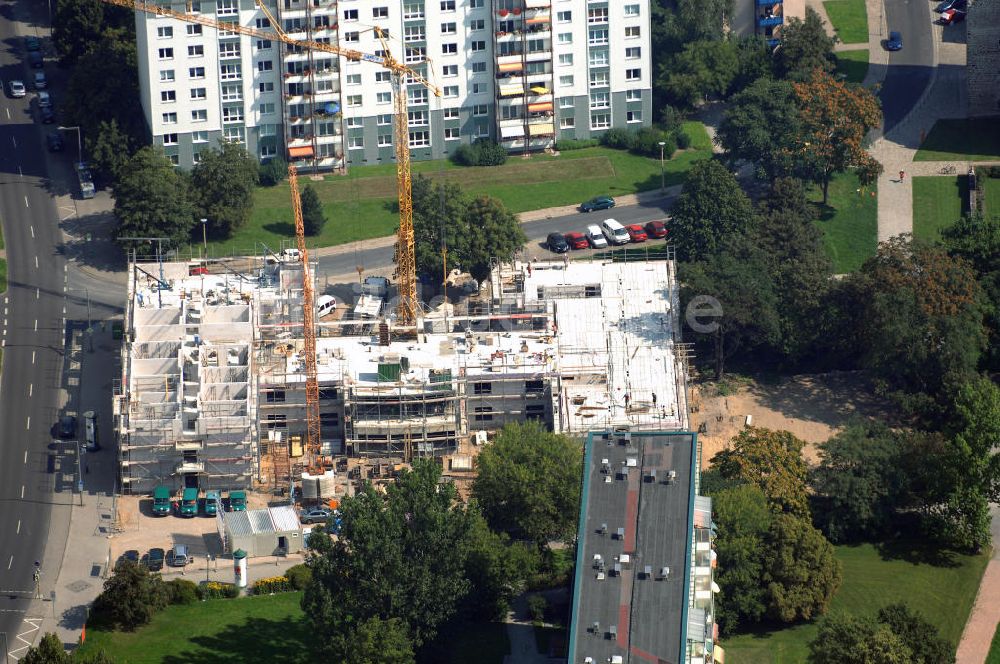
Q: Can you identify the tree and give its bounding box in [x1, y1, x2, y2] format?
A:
[300, 184, 327, 236]
[711, 427, 811, 518]
[20, 633, 69, 664]
[113, 147, 196, 250]
[793, 69, 882, 204]
[342, 617, 415, 664]
[942, 214, 1000, 371]
[460, 195, 526, 281]
[809, 613, 913, 664]
[87, 119, 134, 186]
[661, 40, 740, 108]
[463, 511, 539, 620]
[669, 159, 755, 261]
[710, 485, 771, 635]
[776, 8, 838, 80]
[717, 79, 802, 182]
[190, 141, 259, 239]
[877, 604, 954, 664]
[412, 175, 474, 282]
[762, 513, 842, 622]
[90, 560, 167, 631]
[811, 422, 908, 543]
[679, 238, 781, 379]
[303, 460, 478, 657]
[53, 0, 132, 67]
[472, 421, 582, 547]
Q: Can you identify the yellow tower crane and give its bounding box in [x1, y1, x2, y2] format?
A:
[100, 0, 439, 328]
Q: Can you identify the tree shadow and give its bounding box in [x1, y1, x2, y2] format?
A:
[262, 222, 296, 237]
[874, 538, 963, 568]
[741, 371, 893, 431]
[161, 614, 311, 664]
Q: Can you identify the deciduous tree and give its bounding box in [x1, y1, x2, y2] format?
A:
[877, 604, 954, 664]
[660, 40, 740, 108]
[342, 617, 415, 664]
[20, 633, 69, 664]
[472, 421, 582, 547]
[710, 485, 771, 635]
[717, 79, 802, 182]
[190, 141, 259, 239]
[113, 147, 196, 250]
[670, 159, 755, 261]
[809, 613, 913, 664]
[762, 513, 842, 622]
[461, 195, 526, 281]
[90, 561, 167, 631]
[711, 427, 811, 518]
[776, 8, 838, 80]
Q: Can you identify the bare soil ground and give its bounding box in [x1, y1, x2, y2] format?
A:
[690, 370, 891, 466]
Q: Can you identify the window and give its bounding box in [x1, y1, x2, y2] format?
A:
[162, 133, 178, 145]
[525, 380, 544, 394]
[501, 105, 521, 121]
[472, 61, 486, 73]
[264, 414, 286, 430]
[343, 8, 358, 21]
[319, 388, 338, 400]
[410, 88, 428, 105]
[222, 106, 243, 123]
[377, 114, 393, 125]
[346, 73, 361, 85]
[188, 1, 202, 12]
[189, 87, 206, 100]
[348, 135, 364, 149]
[474, 406, 494, 422]
[442, 64, 458, 78]
[320, 412, 339, 427]
[443, 85, 459, 98]
[255, 17, 270, 28]
[470, 82, 485, 94]
[442, 42, 457, 55]
[188, 44, 204, 57]
[220, 64, 241, 79]
[223, 126, 244, 143]
[193, 131, 209, 143]
[187, 24, 202, 36]
[441, 22, 456, 35]
[160, 70, 175, 82]
[626, 47, 641, 60]
[378, 133, 392, 147]
[590, 71, 609, 87]
[557, 33, 572, 45]
[473, 104, 488, 116]
[470, 19, 485, 30]
[192, 152, 203, 165]
[627, 110, 643, 123]
[444, 127, 460, 140]
[260, 123, 276, 136]
[557, 10, 571, 22]
[408, 110, 428, 126]
[405, 25, 425, 42]
[157, 26, 173, 38]
[168, 154, 179, 165]
[260, 102, 275, 114]
[625, 26, 641, 39]
[256, 39, 272, 50]
[376, 71, 391, 83]
[560, 116, 575, 129]
[403, 3, 424, 20]
[373, 6, 389, 19]
[626, 89, 642, 101]
[626, 68, 641, 82]
[158, 47, 173, 60]
[259, 81, 274, 93]
[558, 53, 573, 67]
[317, 121, 337, 136]
[221, 83, 241, 101]
[257, 60, 273, 72]
[443, 108, 460, 120]
[348, 94, 363, 107]
[265, 390, 286, 403]
[258, 144, 275, 159]
[591, 113, 611, 130]
[624, 4, 641, 17]
[161, 112, 177, 124]
[216, 0, 237, 15]
[189, 66, 205, 79]
[440, 0, 455, 11]
[346, 117, 363, 128]
[471, 40, 485, 52]
[405, 47, 426, 64]
[589, 29, 608, 45]
[559, 75, 573, 87]
[590, 92, 609, 109]
[377, 91, 391, 104]
[473, 382, 492, 395]
[589, 50, 609, 66]
[588, 7, 608, 23]
[470, 0, 484, 7]
[344, 31, 359, 42]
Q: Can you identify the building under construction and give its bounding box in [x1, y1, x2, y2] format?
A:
[115, 253, 689, 494]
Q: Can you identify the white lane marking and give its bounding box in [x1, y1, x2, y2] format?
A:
[62, 306, 65, 315]
[33, 319, 38, 331]
[64, 265, 67, 272]
[3, 308, 6, 315]
[30, 225, 34, 238]
[25, 416, 30, 430]
[24, 195, 29, 208]
[5, 108, 9, 119]
[36, 288, 39, 299]
[28, 384, 32, 397]
[20, 485, 25, 499]
[16, 520, 20, 534]
[34, 256, 38, 268]
[31, 350, 35, 364]
[6, 556, 11, 570]
[18, 165, 22, 178]
[23, 449, 27, 464]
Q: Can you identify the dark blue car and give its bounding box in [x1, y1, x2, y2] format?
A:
[580, 196, 615, 213]
[886, 31, 902, 51]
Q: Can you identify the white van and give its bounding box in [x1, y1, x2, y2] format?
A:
[600, 218, 630, 245]
[316, 295, 338, 318]
[83, 410, 99, 451]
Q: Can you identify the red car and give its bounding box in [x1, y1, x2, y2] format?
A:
[644, 220, 668, 239]
[189, 266, 209, 276]
[564, 231, 589, 250]
[625, 224, 648, 242]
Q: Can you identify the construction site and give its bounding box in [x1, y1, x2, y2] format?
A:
[114, 252, 690, 497]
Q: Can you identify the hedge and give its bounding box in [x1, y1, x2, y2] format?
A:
[253, 576, 292, 595]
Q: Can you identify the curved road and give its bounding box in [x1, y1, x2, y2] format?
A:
[878, 0, 934, 133]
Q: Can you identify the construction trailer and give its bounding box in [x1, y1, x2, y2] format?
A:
[221, 506, 303, 558]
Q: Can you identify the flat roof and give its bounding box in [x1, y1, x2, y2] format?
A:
[568, 431, 697, 664]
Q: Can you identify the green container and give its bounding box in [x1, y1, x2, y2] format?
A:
[377, 362, 401, 382]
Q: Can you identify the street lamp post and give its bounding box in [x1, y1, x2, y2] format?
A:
[658, 141, 666, 193]
[200, 218, 208, 258]
[59, 125, 83, 165]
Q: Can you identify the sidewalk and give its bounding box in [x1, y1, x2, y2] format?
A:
[956, 505, 1000, 664]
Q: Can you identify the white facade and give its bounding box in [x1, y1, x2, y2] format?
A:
[134, 0, 651, 170]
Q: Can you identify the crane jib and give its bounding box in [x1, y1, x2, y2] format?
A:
[361, 54, 385, 65]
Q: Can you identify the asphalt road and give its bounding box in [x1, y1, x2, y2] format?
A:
[878, 0, 934, 133]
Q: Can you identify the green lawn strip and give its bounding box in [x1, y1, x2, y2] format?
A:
[74, 592, 309, 664]
[913, 176, 965, 242]
[722, 543, 990, 663]
[811, 170, 878, 273]
[204, 140, 714, 254]
[823, 0, 869, 43]
[0, 258, 6, 293]
[915, 118, 1000, 162]
[835, 49, 870, 85]
[681, 120, 714, 152]
[987, 622, 1000, 664]
[982, 174, 1000, 218]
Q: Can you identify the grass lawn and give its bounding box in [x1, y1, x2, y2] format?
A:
[835, 49, 870, 84]
[0, 258, 6, 294]
[915, 118, 1000, 162]
[811, 171, 878, 273]
[203, 124, 714, 255]
[823, 0, 869, 43]
[74, 592, 309, 664]
[912, 176, 965, 242]
[983, 173, 1000, 218]
[723, 543, 990, 664]
[987, 622, 1000, 664]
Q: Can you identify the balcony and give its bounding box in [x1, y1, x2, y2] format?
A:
[758, 14, 783, 27]
[176, 460, 205, 474]
[757, 0, 782, 5]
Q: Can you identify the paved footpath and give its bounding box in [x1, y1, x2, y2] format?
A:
[956, 505, 1000, 664]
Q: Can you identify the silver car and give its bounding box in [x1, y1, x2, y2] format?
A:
[9, 80, 25, 98]
[33, 71, 46, 89]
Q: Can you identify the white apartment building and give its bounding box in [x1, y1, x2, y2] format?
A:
[135, 0, 651, 171]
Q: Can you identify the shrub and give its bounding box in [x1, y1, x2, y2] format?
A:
[451, 139, 509, 167]
[601, 127, 632, 150]
[285, 563, 312, 590]
[90, 562, 168, 631]
[164, 578, 199, 605]
[198, 581, 240, 600]
[451, 143, 476, 166]
[660, 105, 684, 133]
[986, 165, 1000, 178]
[527, 594, 548, 624]
[258, 157, 287, 186]
[253, 575, 292, 595]
[555, 138, 599, 151]
[629, 127, 675, 158]
[675, 129, 692, 150]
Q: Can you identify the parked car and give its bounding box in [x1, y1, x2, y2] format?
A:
[625, 224, 648, 243]
[39, 106, 54, 124]
[228, 490, 247, 511]
[57, 415, 76, 438]
[564, 231, 589, 250]
[33, 71, 46, 89]
[37, 91, 51, 107]
[188, 265, 209, 276]
[545, 232, 570, 253]
[886, 31, 903, 51]
[144, 547, 165, 572]
[934, 0, 965, 12]
[151, 486, 172, 516]
[299, 507, 333, 524]
[25, 36, 40, 52]
[644, 220, 669, 239]
[203, 490, 221, 516]
[116, 550, 140, 569]
[28, 51, 43, 68]
[585, 224, 608, 249]
[178, 487, 199, 517]
[46, 132, 64, 152]
[600, 218, 630, 246]
[580, 195, 615, 213]
[83, 410, 99, 451]
[940, 8, 965, 23]
[316, 294, 338, 317]
[9, 80, 25, 98]
[169, 545, 191, 567]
